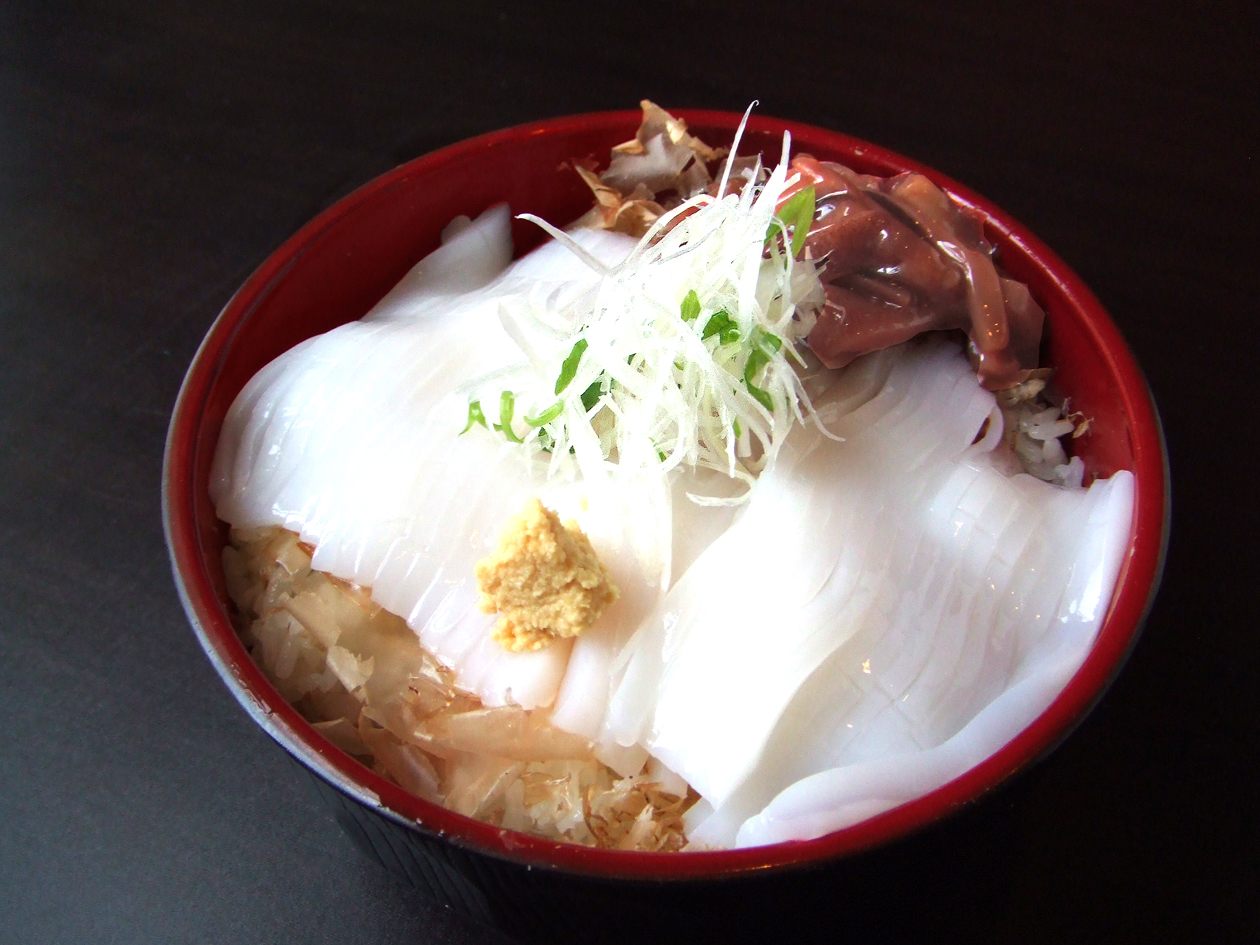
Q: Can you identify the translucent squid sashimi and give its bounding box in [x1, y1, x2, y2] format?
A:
[595, 339, 1131, 846]
[211, 210, 648, 708]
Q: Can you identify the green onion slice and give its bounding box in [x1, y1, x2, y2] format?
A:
[744, 328, 783, 411]
[460, 399, 487, 434]
[494, 390, 524, 442]
[524, 401, 564, 427]
[579, 379, 603, 412]
[765, 186, 816, 258]
[680, 289, 700, 322]
[701, 310, 740, 345]
[555, 338, 589, 395]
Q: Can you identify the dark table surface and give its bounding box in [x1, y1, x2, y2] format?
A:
[2, 2, 1255, 943]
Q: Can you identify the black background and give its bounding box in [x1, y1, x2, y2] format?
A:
[2, 2, 1256, 943]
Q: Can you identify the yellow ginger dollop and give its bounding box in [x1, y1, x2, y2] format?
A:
[476, 499, 618, 652]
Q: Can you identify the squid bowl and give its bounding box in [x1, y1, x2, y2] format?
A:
[163, 108, 1167, 938]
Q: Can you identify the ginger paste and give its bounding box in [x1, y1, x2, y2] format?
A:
[476, 499, 618, 652]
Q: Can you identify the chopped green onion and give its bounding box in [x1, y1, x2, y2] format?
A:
[701, 310, 740, 345]
[555, 338, 589, 395]
[456, 162, 821, 490]
[745, 378, 773, 411]
[524, 401, 564, 427]
[765, 186, 816, 258]
[579, 379, 603, 412]
[744, 328, 783, 411]
[493, 390, 524, 442]
[680, 289, 701, 322]
[752, 326, 783, 354]
[747, 383, 773, 411]
[460, 399, 488, 434]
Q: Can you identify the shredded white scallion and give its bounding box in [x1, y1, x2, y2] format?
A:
[462, 133, 834, 504]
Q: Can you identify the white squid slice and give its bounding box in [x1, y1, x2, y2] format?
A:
[212, 209, 646, 708]
[598, 339, 1132, 846]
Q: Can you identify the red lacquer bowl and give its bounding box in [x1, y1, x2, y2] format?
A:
[163, 109, 1167, 932]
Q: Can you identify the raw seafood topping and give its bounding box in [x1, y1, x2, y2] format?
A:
[781, 156, 1045, 390]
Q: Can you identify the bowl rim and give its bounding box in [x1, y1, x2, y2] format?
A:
[163, 107, 1169, 881]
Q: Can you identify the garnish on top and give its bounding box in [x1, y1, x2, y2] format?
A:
[571, 99, 728, 237]
[461, 105, 828, 502]
[461, 101, 1081, 493]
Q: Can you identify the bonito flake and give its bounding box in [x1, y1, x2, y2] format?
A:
[225, 526, 692, 849]
[574, 99, 727, 237]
